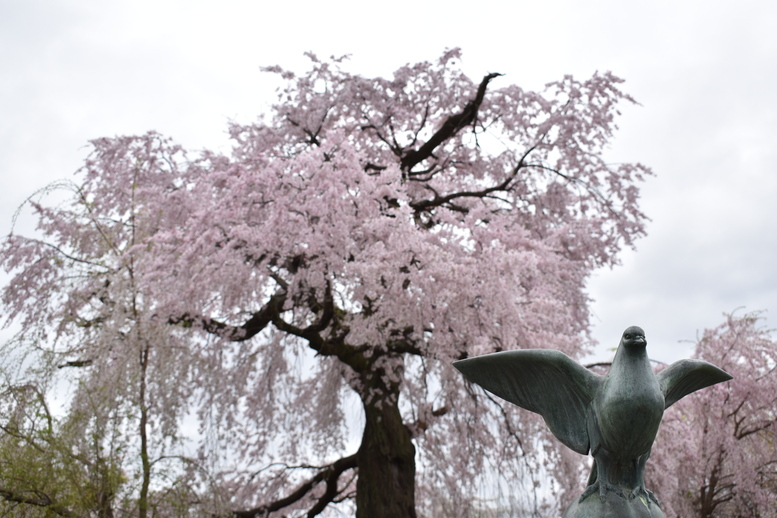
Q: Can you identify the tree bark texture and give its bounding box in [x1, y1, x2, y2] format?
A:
[355, 364, 416, 518]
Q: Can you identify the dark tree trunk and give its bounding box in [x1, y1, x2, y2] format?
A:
[355, 364, 416, 518]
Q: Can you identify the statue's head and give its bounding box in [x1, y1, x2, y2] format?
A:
[621, 326, 646, 349]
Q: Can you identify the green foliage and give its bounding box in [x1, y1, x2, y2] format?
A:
[0, 378, 125, 517]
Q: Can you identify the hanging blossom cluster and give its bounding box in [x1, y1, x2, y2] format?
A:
[0, 49, 650, 517]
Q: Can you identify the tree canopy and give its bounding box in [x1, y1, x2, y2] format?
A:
[0, 49, 652, 517]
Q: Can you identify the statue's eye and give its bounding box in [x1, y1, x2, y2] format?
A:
[625, 334, 631, 339]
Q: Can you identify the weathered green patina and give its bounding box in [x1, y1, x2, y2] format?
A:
[454, 326, 732, 517]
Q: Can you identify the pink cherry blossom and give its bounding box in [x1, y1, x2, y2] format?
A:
[648, 312, 777, 518]
[0, 50, 650, 517]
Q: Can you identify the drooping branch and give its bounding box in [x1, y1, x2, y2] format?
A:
[269, 313, 361, 367]
[302, 279, 336, 334]
[408, 405, 449, 437]
[233, 454, 358, 518]
[385, 325, 424, 356]
[57, 359, 93, 369]
[170, 291, 286, 342]
[400, 72, 502, 173]
[0, 488, 82, 518]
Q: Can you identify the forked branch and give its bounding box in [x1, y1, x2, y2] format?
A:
[233, 454, 358, 518]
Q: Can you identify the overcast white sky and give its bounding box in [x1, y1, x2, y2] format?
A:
[2, 0, 776, 364]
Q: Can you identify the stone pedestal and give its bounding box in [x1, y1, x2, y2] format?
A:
[562, 493, 665, 518]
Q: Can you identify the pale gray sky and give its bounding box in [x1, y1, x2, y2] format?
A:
[2, 0, 776, 363]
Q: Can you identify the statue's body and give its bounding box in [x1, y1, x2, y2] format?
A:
[454, 326, 732, 518]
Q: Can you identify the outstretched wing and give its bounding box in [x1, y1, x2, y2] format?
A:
[453, 350, 603, 454]
[657, 359, 732, 409]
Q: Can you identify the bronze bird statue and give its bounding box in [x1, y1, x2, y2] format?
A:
[453, 326, 732, 512]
